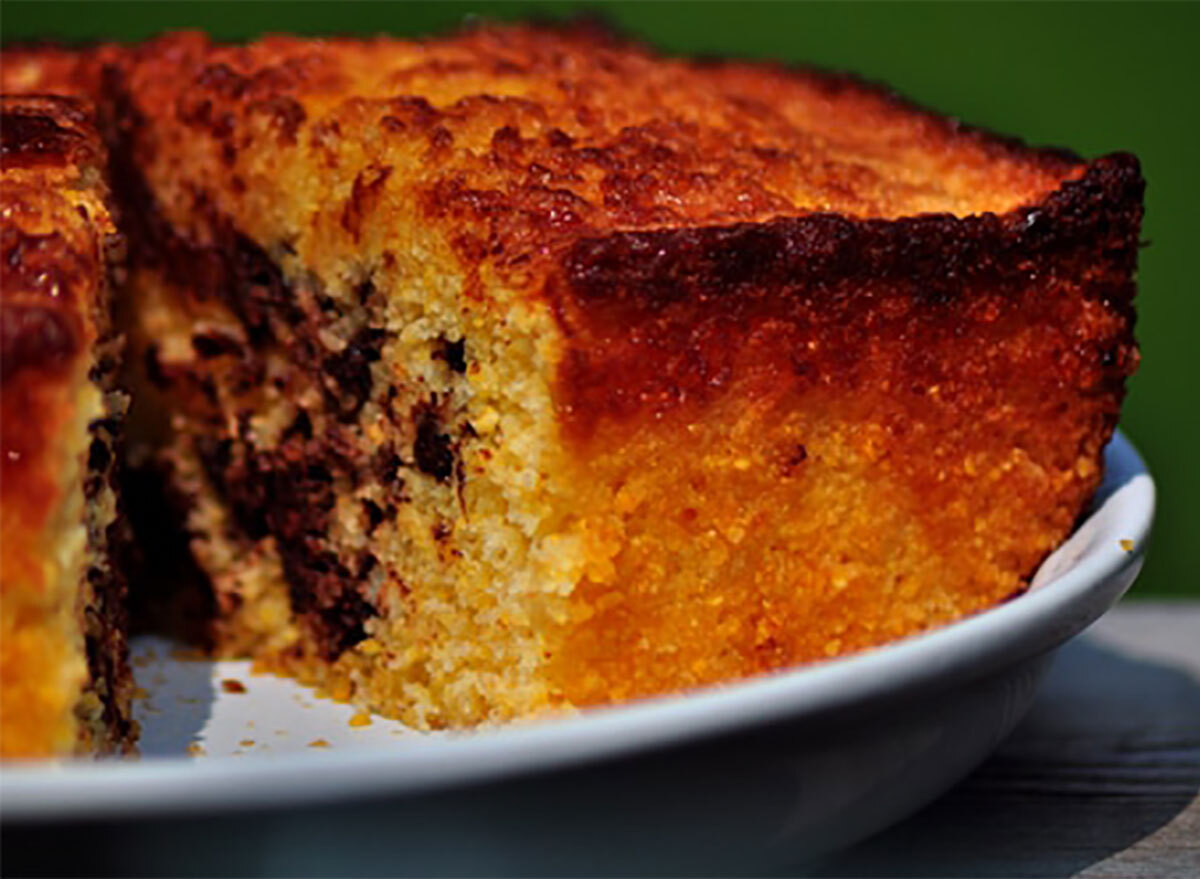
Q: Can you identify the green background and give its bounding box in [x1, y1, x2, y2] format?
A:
[4, 1, 1196, 597]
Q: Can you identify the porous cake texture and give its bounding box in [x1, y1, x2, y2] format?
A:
[2, 24, 1142, 730]
[0, 95, 136, 756]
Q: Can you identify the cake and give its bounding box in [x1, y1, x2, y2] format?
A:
[1, 24, 1142, 733]
[0, 94, 136, 757]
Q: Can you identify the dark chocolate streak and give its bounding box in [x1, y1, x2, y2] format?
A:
[191, 328, 245, 359]
[322, 327, 387, 422]
[195, 426, 377, 660]
[413, 401, 455, 483]
[433, 335, 467, 374]
[100, 64, 377, 659]
[81, 407, 136, 748]
[120, 454, 217, 646]
[0, 106, 89, 168]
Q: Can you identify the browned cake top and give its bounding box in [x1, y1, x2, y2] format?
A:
[4, 24, 1085, 266]
[142, 26, 1080, 205]
[1, 95, 106, 374]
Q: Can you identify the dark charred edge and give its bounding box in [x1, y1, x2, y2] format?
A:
[0, 95, 100, 170]
[554, 152, 1143, 436]
[0, 109, 85, 167]
[559, 153, 1142, 602]
[563, 153, 1142, 311]
[79, 123, 137, 752]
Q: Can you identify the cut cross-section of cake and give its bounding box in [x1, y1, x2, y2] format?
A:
[0, 94, 136, 756]
[3, 24, 1142, 730]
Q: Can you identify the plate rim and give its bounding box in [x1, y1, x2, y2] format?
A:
[0, 430, 1155, 821]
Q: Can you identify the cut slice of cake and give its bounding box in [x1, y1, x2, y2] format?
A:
[0, 94, 136, 756]
[3, 24, 1142, 731]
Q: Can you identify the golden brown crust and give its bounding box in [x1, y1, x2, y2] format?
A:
[0, 25, 1142, 727]
[3, 24, 1084, 279]
[0, 93, 102, 170]
[552, 152, 1141, 434]
[0, 94, 129, 757]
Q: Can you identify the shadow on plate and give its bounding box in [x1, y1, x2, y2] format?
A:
[130, 637, 216, 757]
[805, 633, 1200, 878]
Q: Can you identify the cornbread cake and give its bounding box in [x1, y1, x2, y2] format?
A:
[0, 95, 136, 756]
[2, 24, 1142, 731]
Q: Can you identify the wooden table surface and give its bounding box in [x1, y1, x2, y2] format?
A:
[801, 600, 1200, 878]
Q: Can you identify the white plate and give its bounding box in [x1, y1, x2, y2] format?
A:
[0, 432, 1154, 876]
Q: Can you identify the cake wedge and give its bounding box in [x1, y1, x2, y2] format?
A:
[2, 24, 1142, 730]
